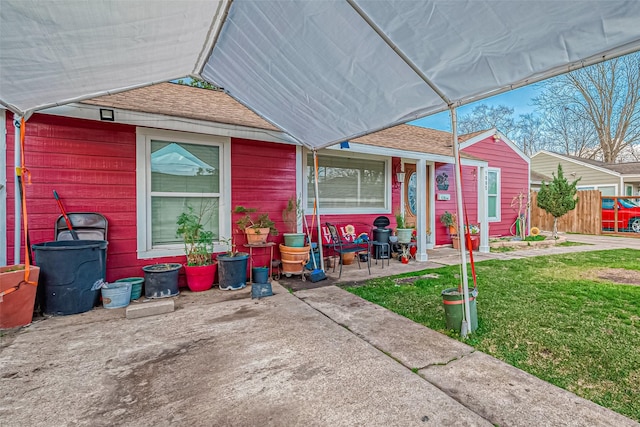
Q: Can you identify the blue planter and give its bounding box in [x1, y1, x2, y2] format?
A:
[252, 266, 269, 284]
[101, 282, 131, 309]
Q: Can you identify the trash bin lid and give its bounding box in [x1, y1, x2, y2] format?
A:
[373, 216, 390, 228]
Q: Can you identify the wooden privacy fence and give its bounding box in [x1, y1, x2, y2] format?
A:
[530, 190, 602, 235]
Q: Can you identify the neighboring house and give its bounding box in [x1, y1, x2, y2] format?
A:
[530, 171, 553, 192]
[459, 130, 531, 238]
[1, 83, 529, 279]
[531, 150, 640, 196]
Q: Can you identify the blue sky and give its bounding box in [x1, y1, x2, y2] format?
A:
[410, 85, 541, 131]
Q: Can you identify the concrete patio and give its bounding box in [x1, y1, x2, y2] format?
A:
[1, 233, 639, 426]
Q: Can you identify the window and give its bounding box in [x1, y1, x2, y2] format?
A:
[306, 153, 388, 212]
[137, 129, 229, 258]
[408, 172, 418, 215]
[626, 184, 633, 196]
[487, 168, 501, 221]
[578, 185, 615, 196]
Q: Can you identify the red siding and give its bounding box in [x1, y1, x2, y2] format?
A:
[462, 136, 529, 237]
[433, 163, 479, 245]
[4, 113, 416, 278]
[230, 139, 297, 268]
[229, 141, 400, 267]
[5, 114, 140, 280]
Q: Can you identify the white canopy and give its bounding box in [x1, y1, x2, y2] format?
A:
[2, 0, 640, 149]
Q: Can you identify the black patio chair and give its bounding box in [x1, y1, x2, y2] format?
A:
[325, 223, 371, 278]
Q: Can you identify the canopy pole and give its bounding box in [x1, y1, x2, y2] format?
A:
[450, 107, 472, 338]
[13, 114, 22, 264]
[313, 150, 324, 271]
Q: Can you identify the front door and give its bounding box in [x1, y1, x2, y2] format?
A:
[403, 163, 430, 231]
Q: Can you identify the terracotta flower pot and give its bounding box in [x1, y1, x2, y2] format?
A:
[451, 235, 460, 250]
[0, 265, 39, 329]
[341, 252, 355, 265]
[246, 228, 270, 245]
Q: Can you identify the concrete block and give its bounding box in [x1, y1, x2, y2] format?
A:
[126, 299, 175, 319]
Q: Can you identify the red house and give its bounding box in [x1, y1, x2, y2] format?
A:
[1, 83, 529, 280]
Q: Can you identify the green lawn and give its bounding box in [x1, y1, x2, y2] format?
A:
[346, 249, 640, 421]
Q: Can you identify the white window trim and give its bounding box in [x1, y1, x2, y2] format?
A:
[136, 128, 231, 260]
[304, 150, 391, 214]
[487, 167, 501, 222]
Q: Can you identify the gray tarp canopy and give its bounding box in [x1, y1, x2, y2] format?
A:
[4, 0, 640, 336]
[2, 1, 640, 149]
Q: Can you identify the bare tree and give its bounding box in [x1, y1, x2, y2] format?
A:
[458, 104, 517, 136]
[536, 100, 598, 157]
[513, 113, 543, 156]
[535, 53, 640, 163]
[457, 104, 546, 155]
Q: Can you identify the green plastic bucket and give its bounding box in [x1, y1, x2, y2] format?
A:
[441, 288, 478, 333]
[116, 277, 144, 300]
[283, 233, 306, 247]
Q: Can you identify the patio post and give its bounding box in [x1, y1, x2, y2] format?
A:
[416, 157, 428, 261]
[450, 107, 472, 337]
[13, 114, 21, 264]
[313, 150, 325, 271]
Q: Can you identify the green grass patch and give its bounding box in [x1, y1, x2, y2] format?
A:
[557, 241, 591, 247]
[346, 249, 640, 421]
[490, 246, 516, 253]
[524, 235, 546, 241]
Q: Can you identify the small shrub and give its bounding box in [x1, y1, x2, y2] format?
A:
[524, 235, 546, 242]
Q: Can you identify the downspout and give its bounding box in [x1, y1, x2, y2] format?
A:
[13, 114, 21, 265]
[451, 107, 472, 337]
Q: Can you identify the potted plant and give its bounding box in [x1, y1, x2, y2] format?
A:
[176, 204, 216, 292]
[395, 211, 413, 244]
[0, 265, 40, 329]
[466, 224, 480, 251]
[282, 195, 306, 247]
[234, 206, 278, 245]
[216, 236, 249, 291]
[439, 211, 458, 235]
[141, 263, 182, 298]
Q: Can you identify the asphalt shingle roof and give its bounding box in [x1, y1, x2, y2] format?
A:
[564, 154, 640, 175]
[83, 83, 485, 159]
[82, 82, 279, 131]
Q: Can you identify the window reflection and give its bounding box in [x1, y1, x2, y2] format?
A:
[408, 172, 417, 214]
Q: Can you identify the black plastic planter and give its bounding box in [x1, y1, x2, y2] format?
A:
[142, 263, 181, 298]
[217, 253, 249, 290]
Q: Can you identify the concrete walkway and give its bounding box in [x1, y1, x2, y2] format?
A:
[279, 232, 640, 288]
[1, 234, 638, 426]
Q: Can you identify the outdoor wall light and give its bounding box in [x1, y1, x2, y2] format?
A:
[99, 108, 114, 121]
[393, 161, 405, 189]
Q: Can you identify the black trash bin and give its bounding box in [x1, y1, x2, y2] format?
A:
[32, 240, 108, 315]
[372, 216, 391, 260]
